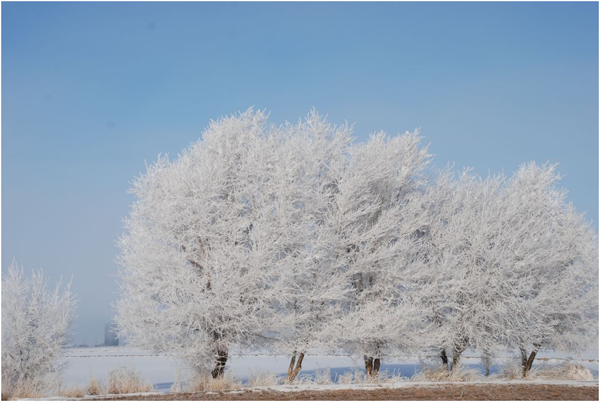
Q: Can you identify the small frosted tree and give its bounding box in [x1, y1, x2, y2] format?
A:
[1, 260, 76, 399]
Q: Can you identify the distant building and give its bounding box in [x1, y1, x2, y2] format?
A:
[104, 323, 119, 346]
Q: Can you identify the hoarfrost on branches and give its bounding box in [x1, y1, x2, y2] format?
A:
[1, 260, 76, 398]
[116, 109, 598, 380]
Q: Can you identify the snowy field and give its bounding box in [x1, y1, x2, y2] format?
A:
[61, 346, 599, 393]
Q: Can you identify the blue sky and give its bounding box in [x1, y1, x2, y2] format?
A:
[2, 2, 598, 344]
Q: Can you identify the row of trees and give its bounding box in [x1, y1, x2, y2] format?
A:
[116, 109, 598, 381]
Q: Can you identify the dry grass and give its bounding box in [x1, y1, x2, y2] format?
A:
[247, 370, 280, 387]
[332, 368, 406, 385]
[87, 374, 106, 395]
[528, 363, 595, 381]
[107, 366, 154, 395]
[499, 362, 525, 380]
[498, 361, 595, 381]
[411, 364, 482, 382]
[335, 371, 355, 385]
[187, 372, 242, 393]
[1, 385, 45, 400]
[170, 368, 185, 393]
[1, 379, 49, 400]
[59, 385, 86, 398]
[378, 369, 407, 384]
[314, 367, 332, 385]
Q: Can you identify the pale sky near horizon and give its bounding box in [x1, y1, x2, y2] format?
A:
[2, 2, 598, 345]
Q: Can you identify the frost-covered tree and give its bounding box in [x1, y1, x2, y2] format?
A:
[327, 131, 431, 377]
[501, 163, 599, 376]
[266, 112, 352, 382]
[415, 169, 514, 370]
[116, 110, 291, 378]
[1, 260, 76, 399]
[416, 164, 598, 374]
[116, 107, 598, 380]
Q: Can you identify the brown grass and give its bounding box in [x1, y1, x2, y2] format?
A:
[247, 370, 280, 388]
[187, 372, 242, 393]
[87, 374, 106, 395]
[411, 365, 482, 382]
[107, 367, 153, 395]
[1, 380, 48, 400]
[529, 363, 595, 381]
[59, 385, 86, 398]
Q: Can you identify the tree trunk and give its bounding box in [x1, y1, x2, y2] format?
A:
[364, 356, 381, 379]
[450, 337, 468, 371]
[520, 347, 528, 376]
[211, 347, 228, 379]
[482, 350, 492, 377]
[373, 358, 381, 376]
[520, 344, 540, 377]
[440, 349, 449, 370]
[451, 353, 461, 371]
[364, 356, 373, 378]
[287, 352, 305, 382]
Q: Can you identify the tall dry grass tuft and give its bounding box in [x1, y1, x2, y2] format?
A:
[501, 362, 526, 380]
[314, 368, 332, 385]
[169, 367, 185, 393]
[86, 374, 105, 395]
[378, 369, 406, 384]
[247, 370, 280, 387]
[187, 371, 241, 393]
[335, 371, 355, 385]
[412, 365, 482, 382]
[59, 385, 86, 398]
[518, 363, 595, 381]
[1, 380, 47, 400]
[107, 366, 153, 394]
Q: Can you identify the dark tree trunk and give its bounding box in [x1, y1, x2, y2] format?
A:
[520, 347, 528, 376]
[451, 353, 461, 371]
[440, 349, 449, 370]
[373, 358, 381, 376]
[450, 337, 468, 371]
[364, 356, 373, 378]
[287, 352, 305, 382]
[364, 356, 381, 379]
[520, 344, 541, 377]
[211, 347, 228, 379]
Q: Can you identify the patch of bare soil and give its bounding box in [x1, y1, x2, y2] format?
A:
[98, 383, 599, 401]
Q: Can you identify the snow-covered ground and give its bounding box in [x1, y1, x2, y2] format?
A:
[61, 346, 599, 393]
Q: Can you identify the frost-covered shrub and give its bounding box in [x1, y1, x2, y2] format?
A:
[1, 260, 76, 399]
